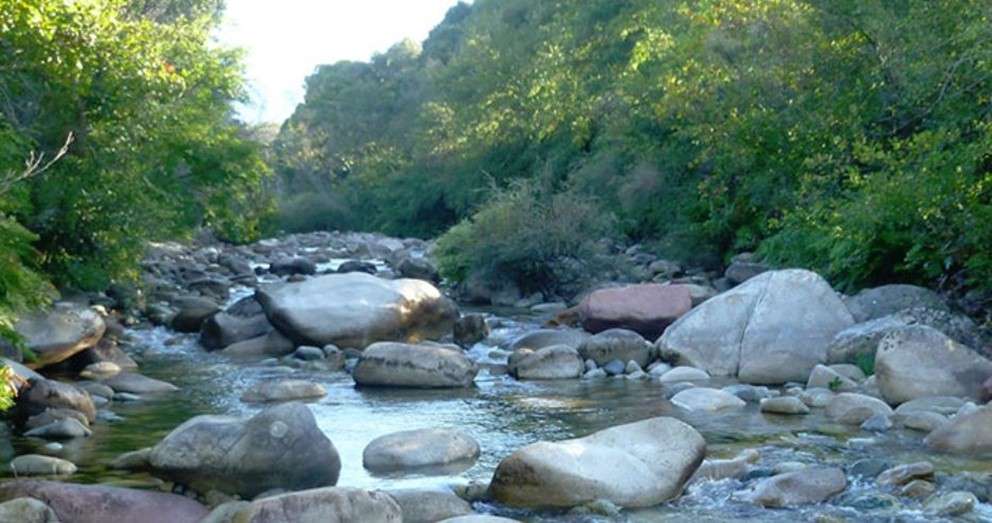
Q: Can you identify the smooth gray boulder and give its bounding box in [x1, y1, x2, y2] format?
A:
[363, 428, 480, 473]
[241, 379, 327, 403]
[671, 387, 746, 412]
[508, 329, 590, 351]
[199, 312, 272, 351]
[826, 393, 893, 424]
[9, 454, 77, 476]
[148, 402, 340, 498]
[220, 330, 294, 358]
[0, 498, 60, 523]
[0, 480, 208, 523]
[760, 396, 810, 415]
[354, 342, 478, 388]
[18, 378, 96, 423]
[748, 467, 847, 507]
[101, 372, 178, 394]
[509, 345, 584, 380]
[875, 325, 992, 405]
[171, 296, 219, 333]
[256, 273, 457, 348]
[828, 307, 985, 364]
[657, 270, 853, 384]
[925, 405, 992, 455]
[203, 487, 401, 523]
[15, 304, 105, 369]
[383, 488, 471, 523]
[577, 329, 652, 368]
[844, 284, 948, 323]
[489, 417, 705, 508]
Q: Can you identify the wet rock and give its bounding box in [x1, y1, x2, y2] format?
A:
[844, 284, 948, 323]
[270, 257, 316, 276]
[9, 454, 77, 476]
[362, 428, 479, 473]
[724, 254, 770, 285]
[292, 346, 325, 361]
[692, 449, 760, 482]
[875, 325, 992, 404]
[575, 284, 692, 339]
[171, 296, 220, 333]
[849, 459, 889, 479]
[658, 269, 853, 384]
[101, 372, 178, 394]
[926, 491, 978, 516]
[602, 359, 625, 376]
[723, 384, 772, 402]
[671, 387, 746, 412]
[827, 307, 984, 364]
[826, 393, 893, 425]
[438, 517, 520, 523]
[24, 419, 91, 440]
[202, 487, 400, 523]
[658, 366, 710, 383]
[79, 361, 120, 380]
[748, 467, 847, 507]
[383, 488, 471, 523]
[799, 388, 835, 408]
[898, 479, 935, 498]
[15, 303, 106, 369]
[0, 497, 60, 523]
[148, 402, 340, 498]
[256, 273, 458, 348]
[876, 462, 934, 486]
[453, 314, 489, 348]
[583, 368, 607, 379]
[577, 329, 652, 368]
[109, 448, 152, 471]
[489, 417, 705, 508]
[509, 345, 584, 380]
[893, 395, 965, 417]
[924, 404, 992, 455]
[199, 312, 272, 351]
[760, 396, 810, 415]
[806, 365, 857, 392]
[508, 328, 590, 351]
[241, 379, 327, 403]
[396, 256, 440, 283]
[354, 342, 478, 388]
[221, 330, 295, 358]
[0, 479, 208, 523]
[899, 411, 948, 432]
[26, 408, 90, 430]
[860, 413, 893, 432]
[18, 378, 96, 423]
[459, 271, 522, 306]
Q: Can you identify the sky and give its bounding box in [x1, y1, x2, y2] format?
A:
[215, 0, 462, 125]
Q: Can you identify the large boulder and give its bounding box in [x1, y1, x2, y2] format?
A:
[363, 428, 480, 473]
[875, 325, 992, 405]
[577, 329, 652, 368]
[489, 417, 705, 508]
[575, 284, 691, 340]
[256, 273, 458, 348]
[508, 345, 584, 380]
[657, 269, 854, 384]
[15, 304, 105, 369]
[826, 393, 893, 424]
[148, 402, 340, 498]
[203, 487, 401, 523]
[171, 296, 220, 333]
[844, 284, 948, 323]
[18, 378, 96, 423]
[0, 498, 60, 523]
[200, 312, 273, 351]
[925, 405, 992, 455]
[828, 307, 985, 364]
[353, 342, 478, 388]
[0, 480, 208, 523]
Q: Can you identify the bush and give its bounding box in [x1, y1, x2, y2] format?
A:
[0, 365, 16, 412]
[271, 192, 356, 234]
[435, 180, 619, 296]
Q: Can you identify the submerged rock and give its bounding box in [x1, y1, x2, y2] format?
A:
[671, 387, 746, 412]
[203, 487, 400, 523]
[101, 372, 178, 394]
[658, 269, 853, 384]
[256, 272, 457, 348]
[489, 417, 705, 508]
[148, 402, 340, 498]
[0, 479, 208, 523]
[240, 379, 327, 403]
[18, 378, 96, 423]
[363, 428, 480, 473]
[353, 342, 478, 388]
[748, 467, 847, 507]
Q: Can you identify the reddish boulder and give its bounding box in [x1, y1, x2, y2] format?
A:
[577, 284, 692, 340]
[0, 480, 208, 523]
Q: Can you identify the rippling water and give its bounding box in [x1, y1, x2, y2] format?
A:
[5, 309, 992, 522]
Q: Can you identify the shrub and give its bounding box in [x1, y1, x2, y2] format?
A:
[435, 179, 620, 296]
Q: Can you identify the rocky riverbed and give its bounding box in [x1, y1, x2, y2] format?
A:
[2, 231, 991, 522]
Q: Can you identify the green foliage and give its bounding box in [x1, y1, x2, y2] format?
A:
[435, 179, 618, 294]
[0, 365, 16, 412]
[275, 0, 992, 296]
[855, 352, 876, 378]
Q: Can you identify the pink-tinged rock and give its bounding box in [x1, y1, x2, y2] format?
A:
[577, 284, 692, 340]
[0, 480, 208, 523]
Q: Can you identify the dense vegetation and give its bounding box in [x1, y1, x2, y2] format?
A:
[274, 0, 992, 300]
[0, 0, 270, 352]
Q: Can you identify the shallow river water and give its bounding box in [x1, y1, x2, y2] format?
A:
[4, 305, 992, 522]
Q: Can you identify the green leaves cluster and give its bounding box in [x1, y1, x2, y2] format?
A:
[277, 0, 992, 295]
[0, 0, 271, 354]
